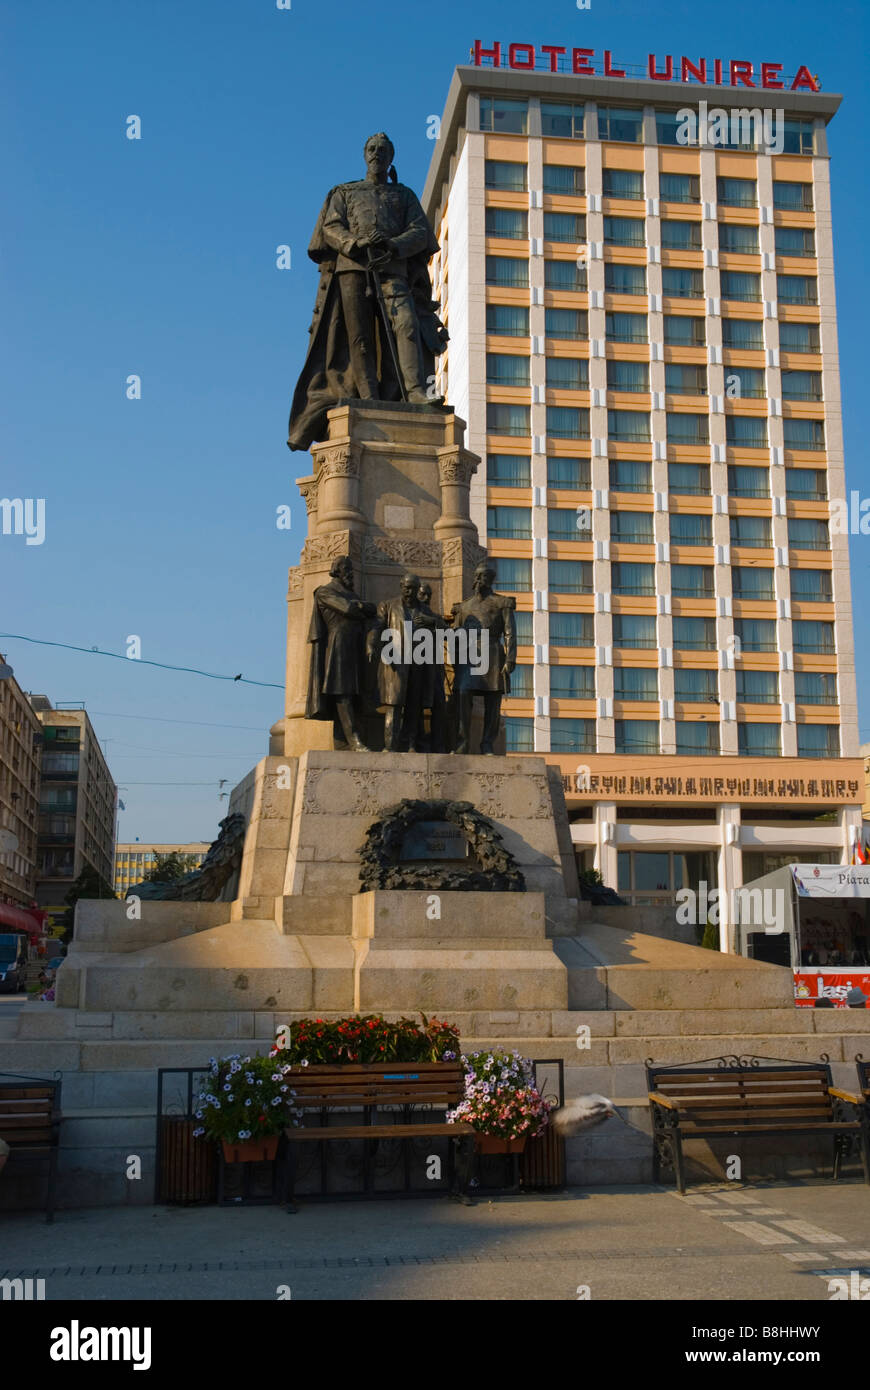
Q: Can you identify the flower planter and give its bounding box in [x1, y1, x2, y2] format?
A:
[220, 1134, 280, 1164]
[474, 1133, 528, 1156]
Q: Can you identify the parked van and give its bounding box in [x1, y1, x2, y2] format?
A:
[0, 931, 28, 993]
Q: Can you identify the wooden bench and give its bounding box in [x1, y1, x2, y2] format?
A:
[646, 1056, 869, 1193]
[282, 1061, 474, 1206]
[857, 1057, 870, 1108]
[0, 1073, 62, 1222]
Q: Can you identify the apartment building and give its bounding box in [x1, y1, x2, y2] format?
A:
[114, 842, 209, 896]
[0, 657, 41, 911]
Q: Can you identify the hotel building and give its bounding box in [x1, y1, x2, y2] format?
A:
[114, 842, 209, 897]
[423, 57, 862, 933]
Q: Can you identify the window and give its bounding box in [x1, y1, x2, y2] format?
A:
[671, 563, 714, 596]
[659, 172, 700, 203]
[495, 557, 533, 590]
[726, 416, 768, 448]
[604, 216, 645, 247]
[505, 717, 534, 752]
[673, 616, 717, 649]
[598, 108, 643, 143]
[669, 463, 710, 495]
[485, 160, 528, 192]
[488, 454, 531, 487]
[721, 271, 761, 302]
[785, 468, 826, 501]
[549, 559, 593, 593]
[784, 418, 825, 450]
[665, 363, 707, 395]
[514, 610, 533, 644]
[603, 167, 644, 199]
[551, 665, 596, 698]
[730, 515, 772, 548]
[667, 412, 708, 445]
[614, 667, 658, 701]
[788, 518, 830, 551]
[487, 403, 530, 436]
[613, 614, 657, 648]
[508, 664, 534, 697]
[773, 180, 813, 212]
[547, 357, 589, 390]
[778, 321, 819, 353]
[607, 360, 649, 392]
[790, 569, 832, 603]
[728, 465, 769, 498]
[781, 120, 815, 155]
[612, 562, 655, 595]
[663, 314, 705, 346]
[487, 303, 530, 337]
[661, 219, 702, 250]
[670, 514, 712, 546]
[550, 612, 594, 646]
[656, 110, 692, 146]
[722, 318, 764, 350]
[717, 177, 757, 207]
[738, 723, 781, 756]
[662, 267, 704, 298]
[486, 256, 528, 287]
[793, 619, 834, 654]
[608, 409, 650, 442]
[548, 456, 591, 488]
[777, 274, 817, 304]
[606, 312, 647, 343]
[718, 223, 759, 255]
[736, 670, 779, 703]
[675, 721, 720, 755]
[775, 226, 816, 258]
[485, 207, 528, 240]
[543, 164, 584, 196]
[604, 263, 647, 295]
[541, 103, 585, 139]
[546, 307, 587, 339]
[734, 618, 777, 652]
[487, 506, 531, 538]
[797, 725, 839, 758]
[610, 459, 651, 493]
[544, 212, 586, 242]
[782, 370, 822, 401]
[726, 366, 766, 398]
[615, 720, 659, 754]
[612, 511, 654, 544]
[487, 353, 530, 386]
[480, 98, 528, 134]
[674, 668, 719, 702]
[548, 507, 588, 540]
[550, 717, 596, 752]
[732, 566, 774, 599]
[547, 406, 589, 438]
[795, 672, 837, 705]
[545, 260, 587, 292]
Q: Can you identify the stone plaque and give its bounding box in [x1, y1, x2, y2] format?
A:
[400, 821, 469, 862]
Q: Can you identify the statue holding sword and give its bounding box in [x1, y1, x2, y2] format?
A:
[288, 131, 449, 451]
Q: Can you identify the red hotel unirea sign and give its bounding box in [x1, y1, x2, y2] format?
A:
[471, 41, 819, 91]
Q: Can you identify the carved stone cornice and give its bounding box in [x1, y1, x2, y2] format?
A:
[313, 444, 360, 479]
[297, 477, 318, 514]
[441, 537, 488, 569]
[437, 449, 479, 487]
[301, 530, 362, 564]
[364, 536, 441, 568]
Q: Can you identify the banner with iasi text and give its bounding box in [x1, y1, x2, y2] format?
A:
[794, 972, 870, 1007]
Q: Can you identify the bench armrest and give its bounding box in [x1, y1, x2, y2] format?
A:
[829, 1087, 863, 1105]
[648, 1092, 677, 1110]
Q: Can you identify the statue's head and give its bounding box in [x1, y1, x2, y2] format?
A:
[400, 571, 420, 603]
[364, 132, 395, 178]
[473, 563, 496, 594]
[330, 555, 354, 589]
[417, 582, 432, 605]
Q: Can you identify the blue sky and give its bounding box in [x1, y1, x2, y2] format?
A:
[2, 0, 868, 842]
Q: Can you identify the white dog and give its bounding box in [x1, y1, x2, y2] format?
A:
[550, 1094, 617, 1137]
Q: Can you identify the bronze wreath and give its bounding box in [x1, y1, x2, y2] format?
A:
[358, 798, 526, 892]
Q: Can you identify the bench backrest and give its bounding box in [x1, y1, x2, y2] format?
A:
[646, 1062, 834, 1128]
[857, 1058, 870, 1099]
[0, 1084, 60, 1147]
[285, 1062, 466, 1110]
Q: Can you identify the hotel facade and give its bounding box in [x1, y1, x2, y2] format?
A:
[423, 55, 862, 937]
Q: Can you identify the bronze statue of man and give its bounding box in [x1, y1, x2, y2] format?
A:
[451, 563, 517, 756]
[415, 581, 447, 754]
[305, 555, 376, 752]
[368, 571, 423, 752]
[288, 132, 448, 451]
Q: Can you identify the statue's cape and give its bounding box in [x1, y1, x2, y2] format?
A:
[287, 182, 441, 452]
[304, 585, 331, 720]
